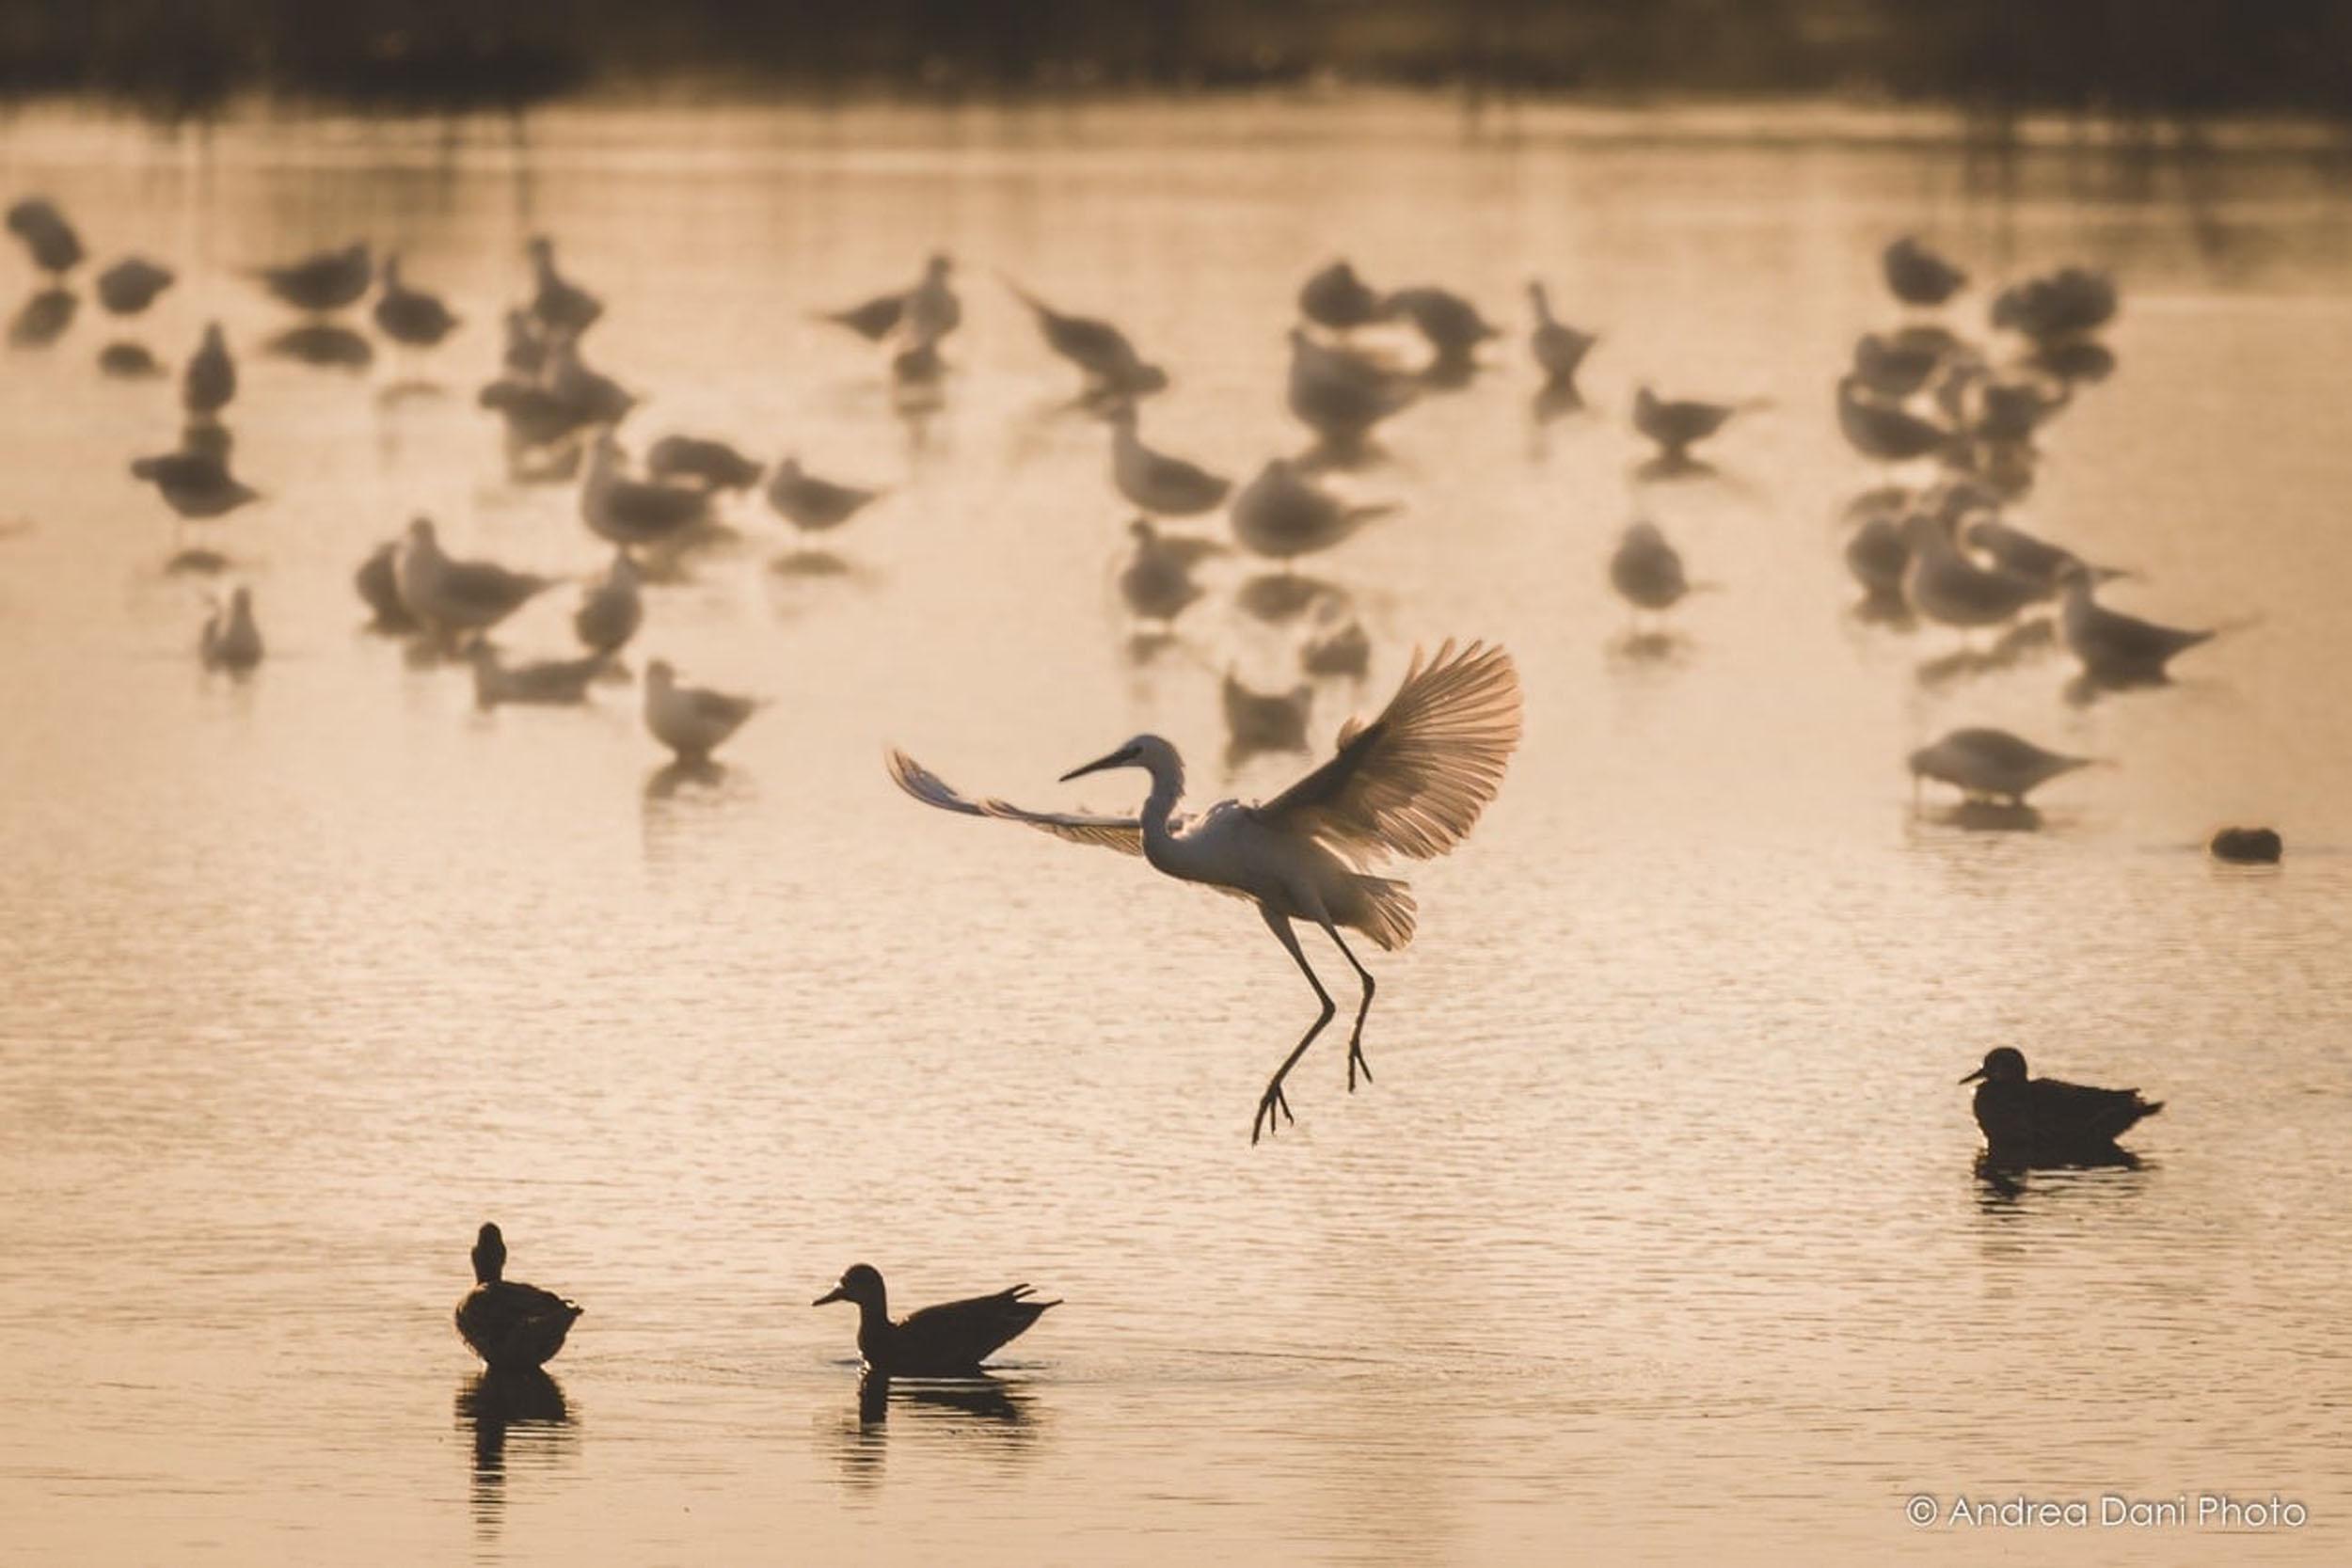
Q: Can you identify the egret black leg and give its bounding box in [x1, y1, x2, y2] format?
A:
[1254, 907, 1334, 1145]
[1321, 924, 1377, 1091]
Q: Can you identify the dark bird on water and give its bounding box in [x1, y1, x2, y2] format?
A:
[256, 241, 372, 313]
[814, 1263, 1057, 1376]
[96, 256, 175, 316]
[1961, 1047, 2162, 1161]
[1883, 234, 1966, 308]
[455, 1223, 583, 1372]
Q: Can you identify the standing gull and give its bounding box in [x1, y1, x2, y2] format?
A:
[1118, 517, 1221, 628]
[392, 516, 555, 644]
[256, 241, 372, 313]
[1109, 404, 1231, 517]
[1526, 281, 1597, 390]
[1908, 728, 2098, 807]
[1229, 458, 1391, 567]
[1299, 260, 1384, 332]
[1632, 386, 1749, 465]
[1608, 520, 1700, 626]
[373, 255, 461, 352]
[1002, 277, 1168, 398]
[582, 436, 711, 551]
[199, 586, 264, 672]
[1287, 328, 1416, 450]
[886, 638, 1521, 1142]
[574, 550, 644, 658]
[2058, 568, 2213, 684]
[765, 457, 884, 533]
[95, 256, 174, 316]
[644, 660, 762, 762]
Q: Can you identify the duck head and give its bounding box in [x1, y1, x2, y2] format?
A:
[472, 1223, 507, 1285]
[816, 1262, 885, 1310]
[1960, 1047, 2028, 1085]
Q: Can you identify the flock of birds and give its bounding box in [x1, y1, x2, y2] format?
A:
[8, 192, 2209, 1385]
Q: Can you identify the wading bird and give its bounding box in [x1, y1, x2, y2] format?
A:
[199, 586, 263, 672]
[887, 639, 1520, 1142]
[456, 1223, 582, 1372]
[1527, 280, 1597, 390]
[814, 1264, 1057, 1377]
[1908, 727, 2097, 807]
[644, 659, 762, 762]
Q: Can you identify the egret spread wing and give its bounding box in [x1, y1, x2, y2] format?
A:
[1255, 639, 1520, 862]
[887, 748, 1145, 857]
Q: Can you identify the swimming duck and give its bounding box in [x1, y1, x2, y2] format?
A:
[1960, 1048, 2161, 1160]
[814, 1263, 1057, 1377]
[455, 1223, 582, 1372]
[2209, 827, 2282, 864]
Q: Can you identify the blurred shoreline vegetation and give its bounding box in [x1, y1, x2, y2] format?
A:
[1, 1, 2348, 130]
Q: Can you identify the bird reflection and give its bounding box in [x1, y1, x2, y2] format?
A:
[769, 547, 856, 579]
[98, 341, 165, 378]
[1630, 451, 1720, 484]
[263, 322, 374, 370]
[832, 1371, 1039, 1491]
[1973, 1145, 2145, 1206]
[456, 1369, 575, 1538]
[1848, 589, 1915, 631]
[1530, 379, 1587, 425]
[1606, 628, 1688, 667]
[1913, 616, 2053, 687]
[1921, 800, 2045, 833]
[1236, 571, 1347, 625]
[644, 756, 732, 800]
[8, 287, 76, 349]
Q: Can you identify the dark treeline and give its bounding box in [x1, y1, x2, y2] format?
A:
[3, 1, 2348, 119]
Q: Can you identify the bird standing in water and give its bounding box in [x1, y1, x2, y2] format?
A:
[889, 640, 1520, 1142]
[815, 1264, 1057, 1377]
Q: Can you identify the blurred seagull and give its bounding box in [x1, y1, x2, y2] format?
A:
[1901, 513, 2039, 635]
[373, 254, 461, 350]
[1836, 375, 1958, 466]
[1993, 267, 2118, 343]
[1909, 728, 2098, 807]
[6, 198, 84, 280]
[256, 241, 371, 313]
[1609, 519, 1701, 626]
[1883, 235, 1966, 308]
[765, 457, 884, 533]
[646, 435, 764, 493]
[2058, 568, 2214, 684]
[1382, 285, 1499, 370]
[1963, 515, 2123, 597]
[129, 448, 259, 519]
[95, 255, 173, 316]
[1002, 276, 1168, 398]
[1301, 615, 1372, 680]
[1223, 672, 1312, 766]
[644, 659, 762, 762]
[1527, 280, 1597, 389]
[199, 586, 263, 671]
[573, 550, 644, 658]
[392, 516, 555, 644]
[1844, 514, 1911, 600]
[1230, 458, 1392, 566]
[470, 644, 609, 708]
[1299, 260, 1384, 332]
[353, 541, 417, 632]
[903, 253, 961, 344]
[525, 236, 602, 340]
[885, 638, 1521, 1142]
[545, 339, 635, 427]
[183, 323, 236, 420]
[1287, 328, 1416, 449]
[1118, 517, 1221, 627]
[1851, 331, 1944, 399]
[1109, 404, 1231, 516]
[1632, 385, 1751, 465]
[583, 435, 709, 550]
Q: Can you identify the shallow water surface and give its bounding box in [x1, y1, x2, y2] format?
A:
[2, 97, 2349, 1566]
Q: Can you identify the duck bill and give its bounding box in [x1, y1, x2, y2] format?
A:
[812, 1286, 846, 1307]
[1958, 1068, 1987, 1085]
[1058, 749, 1128, 783]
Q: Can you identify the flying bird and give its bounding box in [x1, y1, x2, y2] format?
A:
[814, 1264, 1057, 1377]
[887, 639, 1521, 1142]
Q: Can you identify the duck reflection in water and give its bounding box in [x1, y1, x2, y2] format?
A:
[834, 1371, 1041, 1491]
[644, 756, 733, 801]
[263, 322, 374, 371]
[456, 1368, 575, 1535]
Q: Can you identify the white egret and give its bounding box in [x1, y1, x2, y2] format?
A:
[887, 639, 1521, 1143]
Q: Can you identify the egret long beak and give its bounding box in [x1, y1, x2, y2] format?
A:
[1958, 1068, 1986, 1085]
[1058, 747, 1131, 783]
[813, 1286, 846, 1307]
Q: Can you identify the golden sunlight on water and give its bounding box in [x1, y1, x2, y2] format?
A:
[1, 97, 2348, 1566]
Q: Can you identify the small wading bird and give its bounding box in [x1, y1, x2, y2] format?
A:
[1960, 1047, 2161, 1163]
[644, 659, 762, 762]
[815, 1264, 1057, 1377]
[888, 639, 1521, 1142]
[1908, 727, 2098, 808]
[456, 1223, 582, 1372]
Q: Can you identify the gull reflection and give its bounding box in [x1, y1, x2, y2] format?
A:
[1973, 1146, 2147, 1210]
[1236, 571, 1347, 625]
[8, 287, 77, 349]
[1913, 616, 2054, 687]
[263, 322, 374, 371]
[644, 755, 733, 801]
[98, 341, 166, 378]
[455, 1369, 576, 1540]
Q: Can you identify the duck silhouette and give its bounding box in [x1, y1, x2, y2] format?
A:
[1960, 1048, 2161, 1163]
[815, 1264, 1057, 1376]
[455, 1223, 583, 1372]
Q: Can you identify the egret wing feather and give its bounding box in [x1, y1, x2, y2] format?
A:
[888, 749, 1145, 857]
[1256, 639, 1521, 863]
